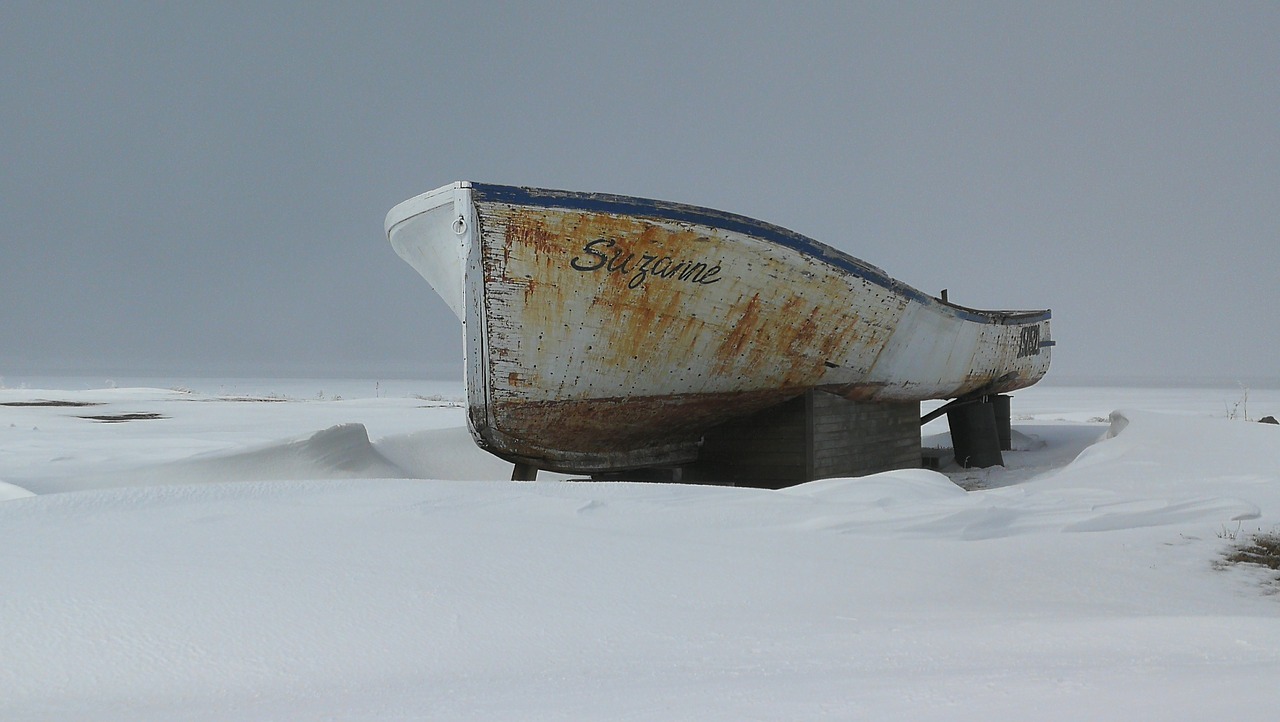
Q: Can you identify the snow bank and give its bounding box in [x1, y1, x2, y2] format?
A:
[120, 423, 413, 484]
[0, 480, 35, 500]
[2, 386, 1280, 719]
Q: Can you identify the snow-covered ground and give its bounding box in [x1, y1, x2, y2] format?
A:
[2, 379, 1279, 720]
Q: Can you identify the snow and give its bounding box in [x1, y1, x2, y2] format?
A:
[2, 380, 1279, 719]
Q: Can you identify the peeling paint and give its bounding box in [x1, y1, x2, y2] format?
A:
[387, 182, 1052, 473]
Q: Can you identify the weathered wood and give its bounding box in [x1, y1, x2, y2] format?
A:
[684, 390, 920, 488]
[511, 462, 539, 481]
[388, 182, 1053, 475]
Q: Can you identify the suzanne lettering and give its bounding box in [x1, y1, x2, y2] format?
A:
[569, 238, 722, 289]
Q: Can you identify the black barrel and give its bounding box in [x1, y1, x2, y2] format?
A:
[948, 397, 1004, 468]
[993, 394, 1012, 451]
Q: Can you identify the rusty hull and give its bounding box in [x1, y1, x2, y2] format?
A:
[387, 182, 1052, 473]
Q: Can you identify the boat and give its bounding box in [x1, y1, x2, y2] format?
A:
[386, 182, 1052, 474]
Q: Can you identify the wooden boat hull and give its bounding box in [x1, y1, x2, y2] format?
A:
[387, 182, 1052, 473]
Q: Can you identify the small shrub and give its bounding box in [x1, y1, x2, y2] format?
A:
[1226, 384, 1250, 421]
[1225, 532, 1280, 572]
[1221, 531, 1280, 590]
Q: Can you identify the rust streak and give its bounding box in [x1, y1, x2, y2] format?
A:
[489, 386, 810, 457]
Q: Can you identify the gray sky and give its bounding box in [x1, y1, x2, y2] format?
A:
[3, 2, 1277, 385]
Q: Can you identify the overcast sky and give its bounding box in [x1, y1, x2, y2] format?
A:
[3, 2, 1277, 385]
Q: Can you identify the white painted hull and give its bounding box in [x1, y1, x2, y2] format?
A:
[388, 182, 1052, 473]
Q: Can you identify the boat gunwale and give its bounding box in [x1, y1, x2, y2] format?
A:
[467, 182, 1051, 327]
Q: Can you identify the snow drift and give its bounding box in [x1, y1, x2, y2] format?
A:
[2, 384, 1279, 720]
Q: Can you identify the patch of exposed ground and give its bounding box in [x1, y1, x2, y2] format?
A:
[2, 400, 103, 407]
[76, 412, 168, 423]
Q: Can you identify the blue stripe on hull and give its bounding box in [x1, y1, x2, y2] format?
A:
[469, 183, 1050, 326]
